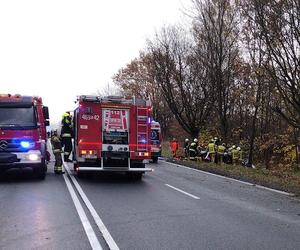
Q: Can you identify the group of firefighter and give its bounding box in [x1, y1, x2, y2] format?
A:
[50, 112, 73, 174]
[171, 137, 244, 165]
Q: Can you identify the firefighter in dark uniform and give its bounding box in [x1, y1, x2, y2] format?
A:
[51, 130, 64, 174]
[183, 138, 190, 159]
[189, 138, 198, 160]
[61, 112, 73, 162]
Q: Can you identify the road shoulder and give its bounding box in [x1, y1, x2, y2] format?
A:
[165, 158, 300, 196]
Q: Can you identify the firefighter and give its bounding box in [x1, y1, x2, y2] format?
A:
[51, 130, 64, 174]
[183, 138, 190, 159]
[61, 112, 73, 162]
[232, 146, 240, 165]
[170, 138, 179, 158]
[189, 138, 198, 160]
[217, 143, 226, 164]
[208, 139, 216, 163]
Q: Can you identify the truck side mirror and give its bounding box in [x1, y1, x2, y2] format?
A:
[44, 120, 50, 126]
[43, 106, 49, 120]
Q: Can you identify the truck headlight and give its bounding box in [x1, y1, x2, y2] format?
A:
[28, 153, 40, 161]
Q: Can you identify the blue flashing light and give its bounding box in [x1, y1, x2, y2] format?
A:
[20, 141, 31, 149]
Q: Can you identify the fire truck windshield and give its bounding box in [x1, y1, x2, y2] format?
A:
[0, 107, 37, 129]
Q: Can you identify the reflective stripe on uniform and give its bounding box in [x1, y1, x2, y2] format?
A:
[53, 149, 62, 153]
[64, 152, 70, 155]
[62, 133, 72, 137]
[54, 166, 62, 171]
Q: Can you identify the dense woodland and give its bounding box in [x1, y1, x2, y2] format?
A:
[113, 0, 300, 169]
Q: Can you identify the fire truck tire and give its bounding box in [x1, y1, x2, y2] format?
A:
[77, 171, 87, 179]
[135, 173, 143, 180]
[35, 167, 46, 180]
[73, 163, 78, 172]
[127, 172, 143, 181]
[36, 159, 47, 180]
[36, 170, 46, 180]
[152, 157, 158, 163]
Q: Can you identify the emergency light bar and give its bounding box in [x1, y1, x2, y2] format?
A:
[77, 95, 150, 106]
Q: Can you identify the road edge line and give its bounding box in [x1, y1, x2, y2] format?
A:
[64, 162, 120, 250]
[164, 161, 293, 196]
[62, 172, 103, 250]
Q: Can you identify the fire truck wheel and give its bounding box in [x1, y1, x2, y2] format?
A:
[135, 173, 143, 180]
[127, 172, 142, 181]
[77, 171, 87, 179]
[152, 157, 158, 163]
[36, 159, 47, 180]
[35, 168, 46, 180]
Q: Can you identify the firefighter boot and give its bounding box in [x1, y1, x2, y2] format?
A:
[54, 165, 60, 174]
[64, 155, 70, 162]
[56, 165, 64, 174]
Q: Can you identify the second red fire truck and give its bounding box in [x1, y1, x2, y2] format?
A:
[73, 95, 153, 179]
[0, 94, 50, 179]
[150, 121, 162, 163]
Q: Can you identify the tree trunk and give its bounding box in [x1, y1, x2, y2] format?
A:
[248, 105, 259, 167]
[294, 128, 299, 171]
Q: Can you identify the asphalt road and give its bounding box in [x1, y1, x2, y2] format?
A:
[1, 160, 300, 250]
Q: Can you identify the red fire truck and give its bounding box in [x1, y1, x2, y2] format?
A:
[0, 94, 50, 179]
[73, 95, 153, 179]
[150, 121, 162, 163]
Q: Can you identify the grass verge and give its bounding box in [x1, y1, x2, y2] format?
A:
[161, 141, 300, 196]
[166, 158, 300, 196]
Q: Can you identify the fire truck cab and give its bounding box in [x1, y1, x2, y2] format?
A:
[73, 95, 153, 179]
[150, 121, 162, 163]
[0, 94, 50, 179]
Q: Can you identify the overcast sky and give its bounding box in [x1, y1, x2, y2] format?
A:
[0, 0, 188, 125]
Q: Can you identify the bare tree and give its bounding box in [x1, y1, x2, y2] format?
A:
[147, 25, 213, 138]
[239, 0, 269, 167]
[97, 82, 120, 97]
[113, 52, 173, 136]
[253, 0, 300, 129]
[192, 0, 240, 140]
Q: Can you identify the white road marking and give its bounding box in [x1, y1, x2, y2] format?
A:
[64, 162, 120, 250]
[165, 184, 200, 200]
[62, 172, 103, 250]
[164, 161, 293, 196]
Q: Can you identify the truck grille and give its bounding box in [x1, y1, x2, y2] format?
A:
[0, 139, 30, 152]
